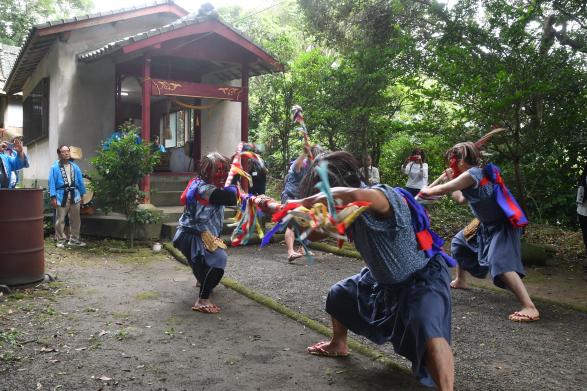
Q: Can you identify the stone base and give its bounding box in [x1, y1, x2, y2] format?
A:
[80, 212, 162, 240]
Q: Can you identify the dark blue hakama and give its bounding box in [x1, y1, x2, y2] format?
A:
[172, 229, 228, 271]
[326, 256, 451, 387]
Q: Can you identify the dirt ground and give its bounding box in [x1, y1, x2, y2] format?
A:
[1, 239, 586, 390]
[0, 241, 425, 391]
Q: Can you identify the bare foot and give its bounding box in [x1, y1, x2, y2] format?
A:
[288, 251, 303, 263]
[192, 298, 220, 314]
[450, 279, 468, 289]
[307, 340, 349, 357]
[508, 307, 540, 322]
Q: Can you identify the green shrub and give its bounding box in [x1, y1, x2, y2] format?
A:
[90, 121, 160, 247]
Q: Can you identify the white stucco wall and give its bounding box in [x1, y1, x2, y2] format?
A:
[200, 77, 243, 158]
[21, 13, 179, 185]
[4, 101, 22, 128]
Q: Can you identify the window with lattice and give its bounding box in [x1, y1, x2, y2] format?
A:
[23, 78, 49, 144]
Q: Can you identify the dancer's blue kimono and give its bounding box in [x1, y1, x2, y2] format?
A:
[173, 178, 237, 301]
[0, 151, 28, 189]
[280, 158, 310, 203]
[451, 165, 526, 288]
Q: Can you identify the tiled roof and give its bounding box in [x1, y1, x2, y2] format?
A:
[4, 1, 186, 94]
[0, 43, 20, 93]
[78, 12, 282, 78]
[78, 12, 217, 62]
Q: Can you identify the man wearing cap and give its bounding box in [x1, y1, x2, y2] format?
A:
[49, 145, 86, 248]
[0, 137, 28, 189]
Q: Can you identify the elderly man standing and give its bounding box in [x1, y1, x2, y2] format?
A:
[0, 138, 28, 189]
[49, 145, 86, 248]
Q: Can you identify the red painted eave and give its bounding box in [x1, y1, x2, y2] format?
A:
[38, 4, 188, 37]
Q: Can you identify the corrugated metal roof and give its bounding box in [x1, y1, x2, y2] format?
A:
[78, 12, 282, 77]
[0, 44, 20, 93]
[4, 1, 185, 95]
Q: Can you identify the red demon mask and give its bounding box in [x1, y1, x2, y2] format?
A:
[212, 160, 228, 188]
[449, 156, 462, 179]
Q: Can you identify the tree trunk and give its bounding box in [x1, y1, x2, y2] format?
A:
[512, 157, 526, 210]
[358, 115, 370, 181]
[512, 119, 527, 212]
[129, 221, 135, 249]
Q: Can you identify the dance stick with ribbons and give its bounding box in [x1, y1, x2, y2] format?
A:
[291, 105, 314, 161]
[225, 142, 244, 188]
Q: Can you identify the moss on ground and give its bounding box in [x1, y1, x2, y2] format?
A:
[164, 245, 411, 375]
[135, 291, 160, 300]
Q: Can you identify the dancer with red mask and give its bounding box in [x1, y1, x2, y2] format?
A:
[419, 142, 539, 322]
[173, 153, 238, 313]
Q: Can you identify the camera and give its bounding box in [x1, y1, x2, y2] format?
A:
[408, 155, 420, 162]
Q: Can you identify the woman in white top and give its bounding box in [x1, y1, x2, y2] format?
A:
[402, 148, 429, 197]
[578, 162, 587, 269]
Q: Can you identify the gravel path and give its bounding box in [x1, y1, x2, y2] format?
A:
[226, 243, 587, 391]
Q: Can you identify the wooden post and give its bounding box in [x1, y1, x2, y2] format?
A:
[114, 67, 121, 129]
[241, 63, 249, 142]
[193, 109, 201, 171]
[141, 56, 152, 203]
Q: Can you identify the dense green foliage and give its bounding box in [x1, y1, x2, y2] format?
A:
[0, 0, 92, 46]
[221, 0, 586, 225]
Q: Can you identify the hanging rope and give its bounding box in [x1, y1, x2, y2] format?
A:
[172, 97, 222, 110]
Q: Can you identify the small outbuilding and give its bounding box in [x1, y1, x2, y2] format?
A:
[4, 1, 282, 201]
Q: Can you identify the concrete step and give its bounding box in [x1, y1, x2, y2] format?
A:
[80, 208, 242, 241]
[156, 206, 237, 223]
[150, 175, 192, 192]
[156, 206, 184, 223]
[150, 190, 183, 207]
[81, 212, 161, 240]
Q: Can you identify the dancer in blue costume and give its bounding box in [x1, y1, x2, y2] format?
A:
[296, 151, 454, 391]
[173, 153, 237, 314]
[420, 142, 539, 322]
[280, 143, 323, 262]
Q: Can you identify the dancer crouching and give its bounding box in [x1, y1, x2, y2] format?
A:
[419, 142, 539, 322]
[295, 151, 454, 390]
[173, 153, 237, 314]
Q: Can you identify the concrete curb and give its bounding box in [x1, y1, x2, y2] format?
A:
[163, 242, 411, 376]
